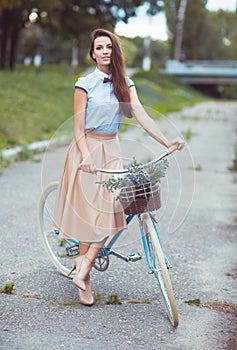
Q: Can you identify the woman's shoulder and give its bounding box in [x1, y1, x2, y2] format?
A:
[74, 70, 97, 91]
[126, 76, 135, 88]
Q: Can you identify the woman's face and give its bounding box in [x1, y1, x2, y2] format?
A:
[92, 36, 112, 70]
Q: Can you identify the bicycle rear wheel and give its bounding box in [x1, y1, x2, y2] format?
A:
[38, 182, 78, 277]
[142, 213, 179, 327]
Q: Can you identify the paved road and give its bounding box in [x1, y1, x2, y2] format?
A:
[0, 101, 237, 350]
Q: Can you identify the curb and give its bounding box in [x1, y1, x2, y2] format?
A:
[1, 135, 70, 160]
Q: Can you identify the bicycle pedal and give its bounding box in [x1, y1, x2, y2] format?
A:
[126, 253, 142, 262]
[66, 245, 79, 257]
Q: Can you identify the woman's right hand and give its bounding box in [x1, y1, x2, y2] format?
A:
[78, 154, 96, 174]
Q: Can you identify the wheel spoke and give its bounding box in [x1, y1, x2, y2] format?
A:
[38, 182, 75, 276]
[142, 213, 178, 327]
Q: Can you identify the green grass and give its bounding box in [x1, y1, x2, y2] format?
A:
[181, 128, 198, 141]
[0, 282, 15, 294]
[185, 298, 237, 314]
[185, 298, 201, 305]
[132, 70, 205, 115]
[105, 293, 122, 305]
[0, 65, 83, 150]
[228, 144, 237, 172]
[0, 65, 205, 151]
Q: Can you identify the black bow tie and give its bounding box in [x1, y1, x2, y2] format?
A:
[103, 77, 112, 83]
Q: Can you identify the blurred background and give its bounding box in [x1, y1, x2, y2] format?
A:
[1, 0, 236, 71]
[0, 0, 237, 161]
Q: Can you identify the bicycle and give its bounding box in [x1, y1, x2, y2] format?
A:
[38, 145, 179, 327]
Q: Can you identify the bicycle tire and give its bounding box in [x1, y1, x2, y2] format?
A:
[38, 181, 76, 277]
[142, 213, 179, 327]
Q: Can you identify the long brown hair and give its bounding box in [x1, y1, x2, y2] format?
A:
[89, 28, 133, 118]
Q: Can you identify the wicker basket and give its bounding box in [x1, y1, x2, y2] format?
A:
[118, 182, 161, 215]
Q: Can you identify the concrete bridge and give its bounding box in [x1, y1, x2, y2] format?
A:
[164, 60, 237, 85]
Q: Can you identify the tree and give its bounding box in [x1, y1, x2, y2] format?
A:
[43, 0, 163, 68]
[203, 10, 237, 60]
[164, 0, 207, 59]
[0, 0, 164, 70]
[181, 0, 208, 59]
[164, 0, 237, 60]
[0, 0, 23, 70]
[0, 0, 61, 70]
[173, 0, 187, 60]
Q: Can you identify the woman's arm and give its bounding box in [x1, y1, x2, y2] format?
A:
[74, 88, 96, 173]
[129, 86, 185, 150]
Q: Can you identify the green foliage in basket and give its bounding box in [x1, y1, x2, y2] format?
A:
[98, 157, 169, 192]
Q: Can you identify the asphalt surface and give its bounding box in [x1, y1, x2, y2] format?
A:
[0, 101, 237, 350]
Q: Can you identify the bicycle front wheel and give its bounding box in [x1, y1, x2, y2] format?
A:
[38, 181, 77, 277]
[142, 213, 179, 327]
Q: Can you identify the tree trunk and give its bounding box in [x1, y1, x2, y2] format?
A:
[0, 10, 10, 70]
[173, 0, 187, 60]
[9, 22, 19, 71]
[71, 38, 79, 68]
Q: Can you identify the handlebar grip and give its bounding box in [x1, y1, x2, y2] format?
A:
[166, 144, 179, 155]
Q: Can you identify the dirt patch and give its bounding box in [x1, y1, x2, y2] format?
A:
[17, 293, 42, 299]
[202, 301, 237, 315]
[226, 267, 237, 279]
[185, 299, 237, 315]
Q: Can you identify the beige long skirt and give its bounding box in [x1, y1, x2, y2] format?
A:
[53, 131, 127, 243]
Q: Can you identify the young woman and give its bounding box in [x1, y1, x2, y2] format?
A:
[53, 28, 184, 306]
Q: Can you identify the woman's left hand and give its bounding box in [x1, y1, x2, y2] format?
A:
[169, 137, 185, 151]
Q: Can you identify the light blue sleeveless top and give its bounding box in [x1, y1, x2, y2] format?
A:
[75, 67, 134, 134]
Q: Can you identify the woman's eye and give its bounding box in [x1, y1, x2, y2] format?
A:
[95, 46, 112, 50]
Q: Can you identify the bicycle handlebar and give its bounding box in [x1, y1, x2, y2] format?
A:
[96, 143, 179, 174]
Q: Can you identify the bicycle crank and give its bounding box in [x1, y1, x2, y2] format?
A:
[126, 253, 142, 262]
